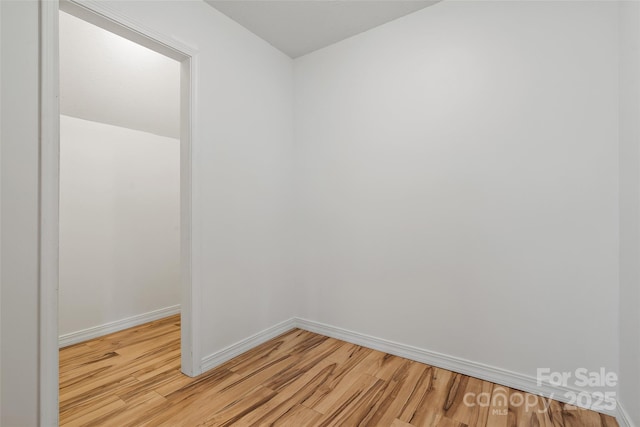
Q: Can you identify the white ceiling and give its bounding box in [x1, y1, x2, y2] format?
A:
[59, 11, 180, 139]
[205, 1, 440, 58]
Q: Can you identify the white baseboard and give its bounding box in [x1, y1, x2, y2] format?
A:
[200, 318, 297, 373]
[617, 401, 638, 427]
[293, 317, 619, 417]
[199, 316, 625, 420]
[59, 304, 181, 348]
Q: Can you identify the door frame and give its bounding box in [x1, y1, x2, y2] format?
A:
[40, 1, 201, 424]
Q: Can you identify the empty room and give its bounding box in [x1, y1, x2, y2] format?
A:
[1, 0, 639, 426]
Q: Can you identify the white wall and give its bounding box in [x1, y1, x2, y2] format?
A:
[59, 115, 180, 338]
[294, 0, 620, 394]
[59, 11, 180, 139]
[619, 0, 640, 423]
[0, 1, 40, 425]
[103, 0, 297, 360]
[1, 0, 295, 423]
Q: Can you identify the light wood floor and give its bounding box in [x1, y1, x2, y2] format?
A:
[60, 315, 619, 426]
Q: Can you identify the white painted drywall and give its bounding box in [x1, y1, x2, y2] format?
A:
[102, 0, 297, 360]
[1, 0, 295, 422]
[58, 115, 180, 337]
[294, 0, 620, 395]
[0, 1, 41, 425]
[59, 10, 180, 138]
[619, 0, 640, 424]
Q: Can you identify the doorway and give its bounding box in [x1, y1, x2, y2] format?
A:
[40, 1, 200, 424]
[58, 9, 181, 347]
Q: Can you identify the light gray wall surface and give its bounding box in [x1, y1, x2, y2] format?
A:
[294, 0, 620, 395]
[618, 0, 640, 423]
[59, 11, 180, 138]
[59, 116, 181, 337]
[105, 0, 297, 359]
[1, 1, 41, 425]
[1, 0, 296, 424]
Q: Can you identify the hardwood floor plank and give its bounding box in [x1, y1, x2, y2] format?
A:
[484, 385, 510, 426]
[82, 391, 168, 427]
[601, 412, 621, 427]
[62, 396, 127, 427]
[403, 367, 455, 426]
[335, 376, 400, 426]
[443, 376, 491, 426]
[563, 405, 611, 427]
[261, 338, 346, 392]
[363, 361, 432, 426]
[396, 364, 436, 423]
[152, 367, 207, 397]
[221, 329, 315, 375]
[60, 394, 125, 424]
[341, 359, 413, 426]
[232, 359, 338, 425]
[271, 404, 323, 426]
[59, 316, 619, 427]
[60, 376, 139, 416]
[326, 341, 366, 364]
[507, 389, 554, 427]
[202, 385, 277, 427]
[434, 417, 467, 427]
[391, 419, 416, 427]
[546, 398, 567, 427]
[314, 374, 384, 426]
[300, 347, 375, 412]
[131, 351, 181, 382]
[149, 358, 302, 426]
[116, 368, 185, 403]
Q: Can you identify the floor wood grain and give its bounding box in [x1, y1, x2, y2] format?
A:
[59, 315, 619, 426]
